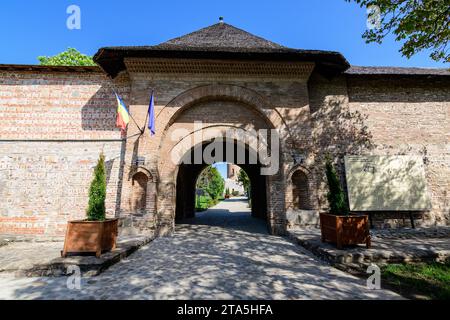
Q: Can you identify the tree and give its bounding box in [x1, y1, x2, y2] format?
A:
[347, 0, 449, 63]
[86, 153, 107, 221]
[196, 166, 224, 200]
[38, 48, 97, 66]
[325, 157, 349, 215]
[237, 169, 251, 196]
[207, 167, 225, 200]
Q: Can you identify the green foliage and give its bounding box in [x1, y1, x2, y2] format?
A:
[86, 153, 107, 221]
[208, 168, 225, 200]
[38, 48, 97, 66]
[347, 0, 449, 63]
[232, 190, 240, 197]
[195, 195, 211, 212]
[195, 194, 222, 212]
[196, 166, 225, 200]
[382, 261, 450, 300]
[325, 157, 349, 215]
[237, 169, 251, 195]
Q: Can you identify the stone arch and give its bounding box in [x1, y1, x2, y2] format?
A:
[174, 138, 269, 223]
[286, 165, 317, 211]
[130, 167, 157, 216]
[158, 126, 270, 224]
[158, 99, 278, 184]
[168, 125, 271, 169]
[131, 172, 148, 214]
[156, 84, 283, 134]
[291, 171, 310, 210]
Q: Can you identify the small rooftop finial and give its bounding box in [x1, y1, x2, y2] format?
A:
[219, 16, 224, 23]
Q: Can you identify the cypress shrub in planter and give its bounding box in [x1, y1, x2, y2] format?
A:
[225, 188, 231, 199]
[319, 157, 371, 249]
[62, 153, 118, 258]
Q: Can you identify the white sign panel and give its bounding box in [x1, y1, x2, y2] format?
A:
[345, 155, 431, 211]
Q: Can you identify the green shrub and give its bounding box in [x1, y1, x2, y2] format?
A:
[196, 166, 224, 200]
[325, 157, 349, 215]
[38, 48, 96, 66]
[86, 153, 107, 221]
[195, 195, 211, 212]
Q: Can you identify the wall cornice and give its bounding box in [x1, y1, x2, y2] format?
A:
[124, 58, 315, 81]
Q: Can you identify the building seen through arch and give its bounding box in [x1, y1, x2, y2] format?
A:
[224, 163, 245, 196]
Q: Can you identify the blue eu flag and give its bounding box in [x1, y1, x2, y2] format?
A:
[148, 91, 155, 136]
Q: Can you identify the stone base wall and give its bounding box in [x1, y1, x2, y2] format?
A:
[286, 209, 320, 229]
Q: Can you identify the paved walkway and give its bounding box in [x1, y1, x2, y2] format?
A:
[0, 198, 402, 300]
[0, 235, 151, 277]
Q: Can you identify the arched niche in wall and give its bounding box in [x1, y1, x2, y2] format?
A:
[286, 166, 315, 211]
[291, 170, 311, 210]
[130, 167, 157, 216]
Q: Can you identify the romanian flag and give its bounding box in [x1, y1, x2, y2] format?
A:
[115, 93, 130, 131]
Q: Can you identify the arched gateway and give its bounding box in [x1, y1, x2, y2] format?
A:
[95, 22, 341, 237]
[156, 86, 285, 235]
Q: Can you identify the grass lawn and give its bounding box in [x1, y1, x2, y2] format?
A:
[382, 261, 450, 300]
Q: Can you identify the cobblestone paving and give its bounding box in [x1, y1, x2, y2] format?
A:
[0, 198, 402, 300]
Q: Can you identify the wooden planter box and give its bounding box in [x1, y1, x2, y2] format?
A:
[319, 213, 371, 249]
[62, 218, 118, 258]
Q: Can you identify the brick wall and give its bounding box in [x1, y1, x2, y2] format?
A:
[0, 65, 448, 238]
[308, 72, 450, 227]
[346, 75, 450, 226]
[0, 70, 130, 237]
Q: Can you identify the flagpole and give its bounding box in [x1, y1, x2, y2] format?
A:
[122, 132, 142, 140]
[107, 75, 144, 134]
[129, 111, 144, 135]
[112, 89, 144, 134]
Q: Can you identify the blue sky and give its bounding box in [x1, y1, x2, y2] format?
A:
[0, 0, 446, 68]
[212, 163, 228, 180]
